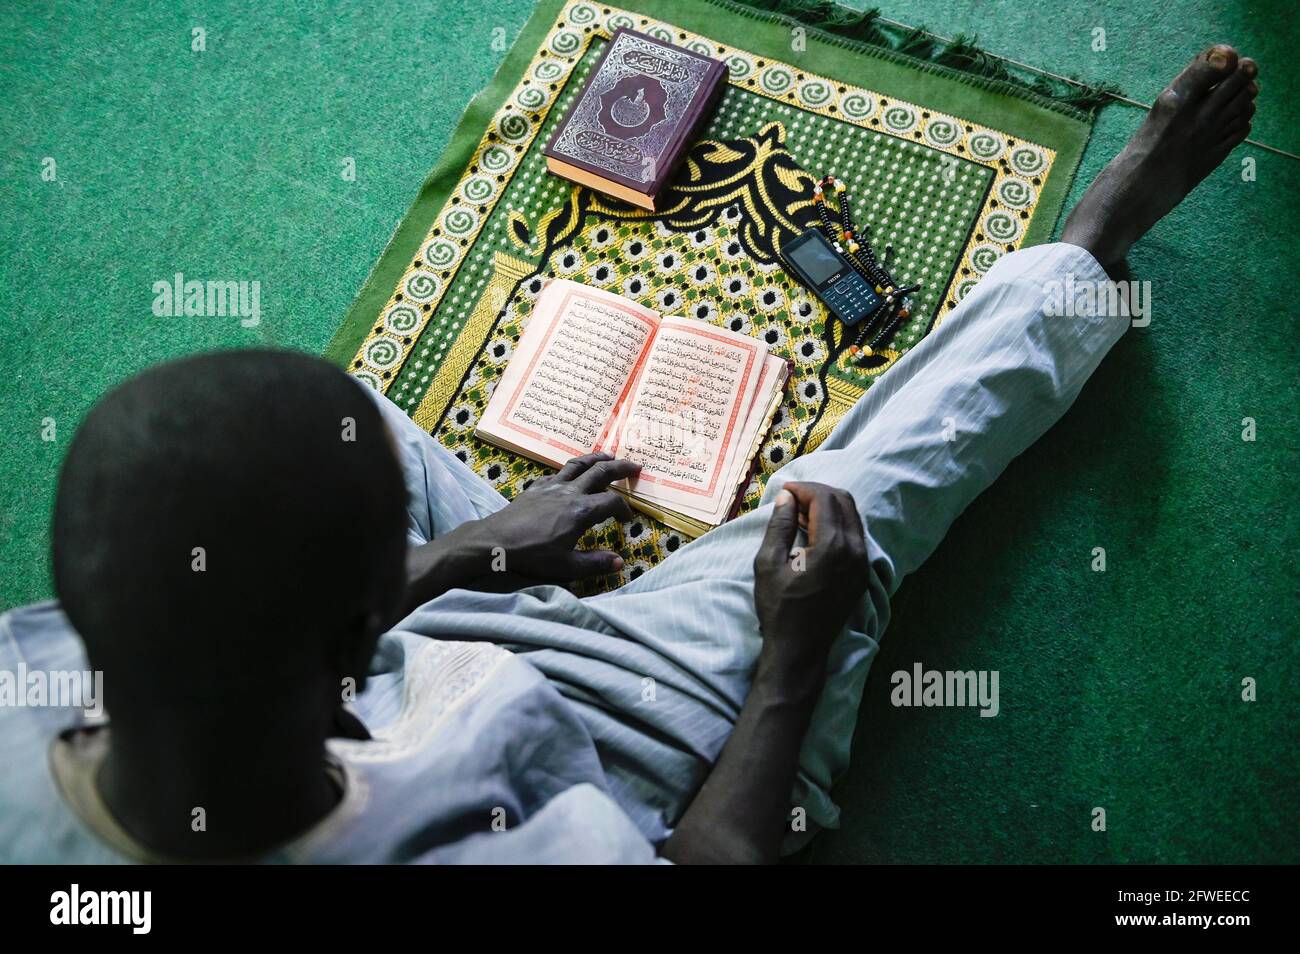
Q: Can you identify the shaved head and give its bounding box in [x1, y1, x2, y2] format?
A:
[52, 350, 407, 708]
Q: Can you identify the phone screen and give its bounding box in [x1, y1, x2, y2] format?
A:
[789, 232, 845, 286]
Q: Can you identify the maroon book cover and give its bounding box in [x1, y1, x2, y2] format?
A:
[544, 28, 727, 203]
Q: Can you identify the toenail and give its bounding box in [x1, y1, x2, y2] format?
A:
[1206, 44, 1235, 65]
[1243, 60, 1258, 77]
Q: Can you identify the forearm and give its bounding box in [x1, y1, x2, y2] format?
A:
[397, 522, 496, 617]
[661, 643, 823, 865]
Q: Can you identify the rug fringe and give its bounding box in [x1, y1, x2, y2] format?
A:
[722, 0, 1122, 117]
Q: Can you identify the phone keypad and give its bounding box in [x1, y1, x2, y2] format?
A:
[824, 275, 881, 325]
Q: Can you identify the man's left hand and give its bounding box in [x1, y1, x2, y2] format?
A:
[456, 452, 640, 581]
[400, 453, 641, 613]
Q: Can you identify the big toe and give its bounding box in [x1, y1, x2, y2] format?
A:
[1206, 58, 1259, 117]
[1171, 45, 1239, 99]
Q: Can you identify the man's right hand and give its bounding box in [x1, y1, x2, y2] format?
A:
[753, 482, 870, 676]
[662, 481, 871, 865]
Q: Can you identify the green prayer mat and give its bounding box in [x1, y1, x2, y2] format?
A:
[325, 0, 1105, 591]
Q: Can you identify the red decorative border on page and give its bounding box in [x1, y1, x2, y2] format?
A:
[497, 288, 657, 459]
[628, 326, 759, 499]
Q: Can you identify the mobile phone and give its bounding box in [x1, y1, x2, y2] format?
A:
[781, 229, 882, 326]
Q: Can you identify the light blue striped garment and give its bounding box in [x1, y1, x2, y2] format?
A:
[0, 243, 1125, 862]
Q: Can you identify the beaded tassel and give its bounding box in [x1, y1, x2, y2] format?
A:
[812, 175, 919, 361]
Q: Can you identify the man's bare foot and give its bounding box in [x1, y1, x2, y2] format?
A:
[1061, 45, 1259, 269]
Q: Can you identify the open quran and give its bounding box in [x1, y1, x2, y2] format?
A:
[477, 279, 787, 535]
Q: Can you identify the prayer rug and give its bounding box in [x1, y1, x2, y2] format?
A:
[325, 0, 1109, 592]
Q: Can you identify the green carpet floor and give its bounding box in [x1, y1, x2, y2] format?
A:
[2, 0, 1296, 863]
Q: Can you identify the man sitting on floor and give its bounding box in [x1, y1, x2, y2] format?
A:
[0, 46, 1258, 863]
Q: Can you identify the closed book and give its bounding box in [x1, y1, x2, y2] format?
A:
[543, 28, 727, 210]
